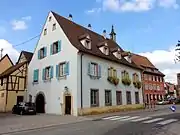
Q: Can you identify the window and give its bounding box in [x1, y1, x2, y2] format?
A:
[148, 75, 151, 81]
[90, 89, 99, 107]
[51, 40, 61, 55]
[49, 16, 52, 21]
[105, 90, 112, 106]
[157, 85, 160, 90]
[149, 84, 152, 90]
[52, 23, 56, 31]
[1, 93, 4, 98]
[153, 84, 156, 90]
[116, 91, 122, 105]
[44, 28, 47, 35]
[1, 79, 3, 86]
[38, 47, 47, 59]
[85, 40, 91, 49]
[144, 74, 148, 80]
[103, 47, 109, 55]
[133, 73, 139, 82]
[56, 62, 69, 77]
[33, 69, 39, 82]
[135, 92, 139, 104]
[42, 66, 53, 80]
[126, 91, 131, 104]
[145, 83, 149, 90]
[88, 62, 101, 77]
[108, 67, 117, 77]
[45, 66, 51, 79]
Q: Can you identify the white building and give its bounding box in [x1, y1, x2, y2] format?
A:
[27, 11, 144, 116]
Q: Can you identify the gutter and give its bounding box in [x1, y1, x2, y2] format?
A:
[80, 52, 84, 109]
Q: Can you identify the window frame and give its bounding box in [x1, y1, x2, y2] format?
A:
[126, 91, 132, 104]
[105, 90, 112, 106]
[116, 91, 122, 105]
[90, 89, 99, 107]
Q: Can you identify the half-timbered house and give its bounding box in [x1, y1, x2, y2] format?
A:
[0, 51, 33, 112]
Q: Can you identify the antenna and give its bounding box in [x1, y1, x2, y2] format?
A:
[0, 48, 3, 59]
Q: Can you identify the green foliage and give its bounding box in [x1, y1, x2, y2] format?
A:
[107, 76, 119, 86]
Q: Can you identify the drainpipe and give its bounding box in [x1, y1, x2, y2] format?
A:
[141, 70, 145, 107]
[80, 52, 84, 109]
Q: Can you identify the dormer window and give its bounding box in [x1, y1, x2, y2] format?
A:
[85, 40, 91, 49]
[79, 34, 91, 49]
[103, 47, 109, 55]
[112, 48, 121, 59]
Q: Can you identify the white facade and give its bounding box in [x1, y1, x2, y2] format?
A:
[27, 11, 143, 116]
[78, 54, 143, 109]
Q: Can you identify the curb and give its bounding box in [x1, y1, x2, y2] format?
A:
[0, 119, 91, 135]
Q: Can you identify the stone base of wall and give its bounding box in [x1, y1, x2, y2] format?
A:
[78, 104, 144, 116]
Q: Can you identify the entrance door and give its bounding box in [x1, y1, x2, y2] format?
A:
[65, 96, 71, 115]
[35, 94, 45, 113]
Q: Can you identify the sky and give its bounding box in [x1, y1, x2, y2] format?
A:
[0, 0, 180, 84]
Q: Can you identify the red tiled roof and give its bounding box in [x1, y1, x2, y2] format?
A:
[131, 53, 165, 76]
[52, 11, 142, 70]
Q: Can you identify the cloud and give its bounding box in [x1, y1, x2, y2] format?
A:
[158, 0, 179, 9]
[85, 8, 102, 14]
[10, 16, 32, 30]
[89, 0, 179, 13]
[139, 46, 180, 84]
[0, 39, 19, 63]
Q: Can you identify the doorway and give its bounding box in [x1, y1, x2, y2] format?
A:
[36, 93, 45, 113]
[65, 96, 71, 115]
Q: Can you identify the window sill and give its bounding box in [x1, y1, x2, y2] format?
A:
[89, 75, 101, 79]
[32, 82, 39, 85]
[43, 78, 51, 82]
[90, 105, 99, 107]
[57, 75, 67, 80]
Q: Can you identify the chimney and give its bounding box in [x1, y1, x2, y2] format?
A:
[88, 24, 92, 29]
[103, 30, 106, 38]
[68, 14, 73, 21]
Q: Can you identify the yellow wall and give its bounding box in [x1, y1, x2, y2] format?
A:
[0, 56, 13, 74]
[0, 60, 28, 112]
[6, 91, 25, 111]
[0, 90, 6, 112]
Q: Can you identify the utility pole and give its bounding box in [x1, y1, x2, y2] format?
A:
[0, 48, 3, 59]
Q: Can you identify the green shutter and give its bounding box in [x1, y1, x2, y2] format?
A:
[65, 62, 69, 75]
[88, 63, 91, 75]
[50, 66, 53, 78]
[98, 65, 101, 77]
[38, 50, 40, 59]
[58, 40, 61, 52]
[50, 44, 53, 55]
[44, 47, 47, 57]
[56, 65, 59, 78]
[33, 70, 36, 81]
[42, 68, 45, 80]
[36, 69, 39, 81]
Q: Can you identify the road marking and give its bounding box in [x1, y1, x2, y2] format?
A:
[143, 118, 164, 124]
[102, 116, 119, 120]
[156, 119, 178, 125]
[120, 116, 140, 121]
[110, 116, 130, 120]
[131, 117, 152, 122]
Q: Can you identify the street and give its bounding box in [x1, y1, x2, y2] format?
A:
[3, 105, 180, 135]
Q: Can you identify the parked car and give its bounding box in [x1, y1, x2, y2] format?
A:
[156, 100, 169, 105]
[12, 102, 36, 115]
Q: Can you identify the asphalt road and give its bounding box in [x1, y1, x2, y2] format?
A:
[6, 111, 180, 135]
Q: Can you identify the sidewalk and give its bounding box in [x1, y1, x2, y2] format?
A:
[0, 114, 92, 134]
